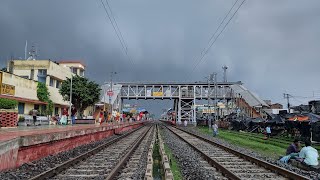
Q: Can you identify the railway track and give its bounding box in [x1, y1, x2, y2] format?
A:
[29, 125, 153, 180]
[114, 125, 154, 179]
[165, 125, 310, 180]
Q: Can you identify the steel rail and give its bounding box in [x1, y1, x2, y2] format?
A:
[174, 126, 309, 180]
[165, 126, 240, 180]
[29, 125, 145, 180]
[106, 125, 153, 180]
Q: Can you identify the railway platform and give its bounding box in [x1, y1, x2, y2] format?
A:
[0, 122, 145, 172]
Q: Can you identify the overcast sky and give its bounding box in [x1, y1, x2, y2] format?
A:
[1, 0, 320, 116]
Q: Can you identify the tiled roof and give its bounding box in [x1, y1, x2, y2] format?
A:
[0, 95, 47, 105]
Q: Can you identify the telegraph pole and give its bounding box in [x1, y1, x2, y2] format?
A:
[213, 73, 218, 122]
[284, 93, 291, 113]
[222, 65, 228, 115]
[207, 74, 213, 128]
[222, 65, 228, 83]
[69, 67, 74, 125]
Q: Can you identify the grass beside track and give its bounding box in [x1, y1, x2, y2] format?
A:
[214, 129, 320, 151]
[163, 143, 183, 180]
[198, 126, 285, 159]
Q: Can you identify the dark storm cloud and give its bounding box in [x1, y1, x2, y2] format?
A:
[1, 0, 320, 114]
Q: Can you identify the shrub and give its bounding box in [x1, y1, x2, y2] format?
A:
[0, 98, 18, 109]
[19, 116, 25, 122]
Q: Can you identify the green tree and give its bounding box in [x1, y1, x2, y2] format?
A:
[59, 75, 101, 117]
[37, 82, 53, 116]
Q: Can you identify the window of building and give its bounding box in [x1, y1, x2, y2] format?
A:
[34, 104, 40, 110]
[30, 69, 34, 80]
[56, 80, 60, 89]
[49, 77, 54, 87]
[38, 77, 46, 83]
[72, 68, 77, 74]
[37, 69, 47, 83]
[38, 69, 47, 76]
[80, 69, 84, 76]
[54, 107, 59, 115]
[18, 103, 25, 114]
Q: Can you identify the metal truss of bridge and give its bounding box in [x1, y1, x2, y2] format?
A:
[100, 81, 269, 124]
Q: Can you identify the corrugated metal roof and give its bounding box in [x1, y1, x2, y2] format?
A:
[230, 85, 269, 107]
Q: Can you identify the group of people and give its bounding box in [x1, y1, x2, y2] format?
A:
[96, 109, 132, 125]
[50, 106, 77, 125]
[280, 139, 319, 167]
[97, 109, 113, 125]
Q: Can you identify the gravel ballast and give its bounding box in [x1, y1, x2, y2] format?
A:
[160, 125, 220, 180]
[0, 129, 137, 180]
[181, 126, 320, 180]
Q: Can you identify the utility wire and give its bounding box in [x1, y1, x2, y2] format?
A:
[105, 0, 128, 52]
[100, 0, 134, 66]
[190, 0, 246, 73]
[104, 0, 135, 66]
[200, 0, 239, 56]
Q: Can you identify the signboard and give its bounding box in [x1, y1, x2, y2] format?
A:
[1, 83, 15, 96]
[153, 92, 163, 96]
[146, 90, 152, 97]
[202, 109, 215, 113]
[107, 90, 113, 96]
[217, 102, 225, 108]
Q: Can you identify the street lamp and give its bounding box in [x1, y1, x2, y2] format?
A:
[109, 72, 117, 114]
[69, 67, 75, 125]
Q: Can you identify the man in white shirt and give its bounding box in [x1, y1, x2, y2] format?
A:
[212, 123, 218, 137]
[299, 140, 319, 167]
[266, 126, 271, 138]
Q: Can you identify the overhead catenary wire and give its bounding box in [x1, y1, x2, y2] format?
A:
[200, 0, 239, 57]
[99, 0, 135, 66]
[105, 0, 128, 53]
[190, 0, 246, 74]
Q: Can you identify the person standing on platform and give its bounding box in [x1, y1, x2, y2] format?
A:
[32, 109, 38, 126]
[103, 110, 108, 124]
[266, 125, 272, 138]
[184, 120, 188, 127]
[108, 112, 112, 124]
[71, 106, 77, 125]
[61, 108, 69, 125]
[99, 109, 104, 125]
[212, 123, 218, 137]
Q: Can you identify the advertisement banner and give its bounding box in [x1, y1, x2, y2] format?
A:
[146, 90, 152, 97]
[1, 83, 15, 96]
[217, 102, 226, 108]
[202, 109, 215, 114]
[153, 92, 163, 96]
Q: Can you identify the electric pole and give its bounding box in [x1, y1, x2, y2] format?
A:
[207, 74, 213, 128]
[109, 72, 117, 114]
[222, 65, 228, 115]
[222, 65, 228, 83]
[213, 72, 218, 122]
[283, 93, 291, 113]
